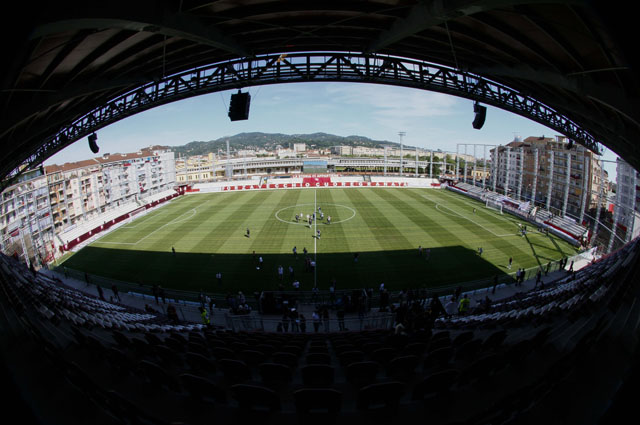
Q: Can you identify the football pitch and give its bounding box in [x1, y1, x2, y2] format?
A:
[61, 188, 579, 293]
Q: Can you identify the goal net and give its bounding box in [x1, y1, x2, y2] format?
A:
[485, 199, 503, 214]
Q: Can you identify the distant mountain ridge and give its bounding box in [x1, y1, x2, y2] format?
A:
[170, 132, 404, 156]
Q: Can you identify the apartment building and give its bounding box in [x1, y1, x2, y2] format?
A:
[490, 136, 606, 220]
[615, 158, 640, 240]
[44, 146, 175, 234]
[0, 168, 56, 266]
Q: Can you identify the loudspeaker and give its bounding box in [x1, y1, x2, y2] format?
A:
[88, 133, 99, 153]
[567, 140, 574, 150]
[472, 103, 487, 130]
[228, 90, 251, 121]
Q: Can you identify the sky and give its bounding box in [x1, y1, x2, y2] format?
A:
[44, 81, 620, 179]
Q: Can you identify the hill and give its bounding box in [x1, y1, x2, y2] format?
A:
[170, 132, 403, 156]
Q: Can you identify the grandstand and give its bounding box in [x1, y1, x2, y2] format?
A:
[2, 3, 640, 425]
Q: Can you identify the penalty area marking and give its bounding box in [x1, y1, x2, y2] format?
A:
[94, 208, 198, 246]
[275, 203, 356, 226]
[422, 194, 517, 238]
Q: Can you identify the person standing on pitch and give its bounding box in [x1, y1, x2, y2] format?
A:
[508, 257, 513, 269]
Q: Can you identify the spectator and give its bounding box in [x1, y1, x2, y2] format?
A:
[337, 309, 345, 331]
[299, 314, 306, 333]
[312, 310, 321, 332]
[322, 307, 330, 332]
[167, 304, 179, 323]
[111, 284, 121, 302]
[444, 296, 457, 318]
[458, 294, 471, 315]
[96, 285, 105, 301]
[198, 306, 210, 326]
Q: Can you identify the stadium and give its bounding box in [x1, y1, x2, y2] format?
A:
[1, 2, 639, 425]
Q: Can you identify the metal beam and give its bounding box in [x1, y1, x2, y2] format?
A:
[1, 52, 607, 180]
[366, 0, 582, 53]
[29, 1, 249, 57]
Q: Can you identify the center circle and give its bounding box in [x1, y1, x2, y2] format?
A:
[275, 203, 356, 225]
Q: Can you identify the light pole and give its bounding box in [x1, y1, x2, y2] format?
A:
[398, 132, 405, 176]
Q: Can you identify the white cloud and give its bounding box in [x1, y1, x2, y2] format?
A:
[325, 83, 459, 119]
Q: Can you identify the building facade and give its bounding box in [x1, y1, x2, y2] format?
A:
[1, 146, 176, 265]
[615, 158, 640, 240]
[489, 135, 607, 220]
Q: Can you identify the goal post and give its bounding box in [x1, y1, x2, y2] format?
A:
[485, 199, 503, 214]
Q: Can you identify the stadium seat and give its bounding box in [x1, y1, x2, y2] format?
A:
[453, 339, 483, 364]
[483, 329, 507, 351]
[412, 368, 460, 401]
[231, 384, 281, 418]
[339, 350, 365, 366]
[255, 343, 276, 356]
[144, 332, 164, 346]
[306, 352, 331, 365]
[280, 344, 303, 356]
[185, 351, 217, 376]
[137, 359, 180, 393]
[301, 364, 335, 387]
[163, 336, 186, 353]
[179, 373, 227, 404]
[218, 359, 251, 383]
[403, 342, 428, 357]
[387, 355, 420, 380]
[239, 349, 264, 367]
[452, 331, 475, 347]
[111, 330, 132, 348]
[212, 347, 236, 360]
[346, 361, 379, 389]
[423, 346, 453, 371]
[357, 381, 405, 415]
[370, 347, 396, 367]
[187, 341, 209, 357]
[154, 344, 184, 369]
[258, 362, 293, 388]
[105, 347, 134, 379]
[272, 351, 298, 368]
[294, 388, 342, 423]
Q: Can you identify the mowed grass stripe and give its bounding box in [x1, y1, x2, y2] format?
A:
[411, 189, 554, 270]
[165, 192, 263, 252]
[435, 189, 520, 235]
[372, 188, 462, 248]
[197, 190, 276, 252]
[317, 189, 352, 250]
[248, 189, 304, 254]
[96, 197, 198, 245]
[343, 189, 413, 279]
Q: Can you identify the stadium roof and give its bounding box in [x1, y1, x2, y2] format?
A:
[2, 1, 639, 181]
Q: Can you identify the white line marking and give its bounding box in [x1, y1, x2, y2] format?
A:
[422, 193, 517, 237]
[94, 208, 197, 246]
[274, 203, 356, 226]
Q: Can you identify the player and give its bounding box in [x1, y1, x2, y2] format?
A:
[317, 229, 321, 239]
[172, 246, 176, 256]
[473, 208, 476, 214]
[246, 228, 250, 238]
[327, 215, 331, 225]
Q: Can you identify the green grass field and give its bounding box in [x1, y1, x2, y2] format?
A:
[60, 188, 579, 293]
